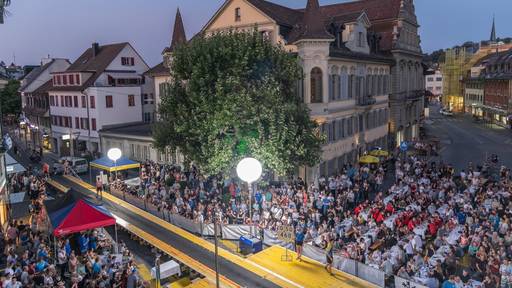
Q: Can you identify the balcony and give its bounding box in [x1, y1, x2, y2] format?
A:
[407, 90, 425, 101]
[357, 96, 377, 106]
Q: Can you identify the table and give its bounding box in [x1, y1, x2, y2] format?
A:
[413, 224, 428, 238]
[151, 260, 181, 279]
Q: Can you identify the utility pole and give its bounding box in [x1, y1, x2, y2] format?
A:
[213, 199, 220, 288]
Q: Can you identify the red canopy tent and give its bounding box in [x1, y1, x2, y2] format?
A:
[49, 199, 116, 237]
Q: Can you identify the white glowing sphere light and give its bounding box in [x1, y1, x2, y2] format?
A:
[107, 148, 122, 162]
[236, 157, 262, 183]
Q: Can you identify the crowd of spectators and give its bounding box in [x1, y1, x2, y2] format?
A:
[124, 146, 512, 288]
[2, 165, 147, 287]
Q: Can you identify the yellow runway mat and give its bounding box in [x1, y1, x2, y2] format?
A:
[247, 246, 377, 288]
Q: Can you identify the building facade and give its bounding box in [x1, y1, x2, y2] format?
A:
[425, 69, 443, 99]
[45, 43, 149, 157]
[481, 49, 512, 128]
[19, 58, 70, 151]
[196, 0, 424, 179]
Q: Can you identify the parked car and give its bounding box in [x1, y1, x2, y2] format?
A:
[52, 157, 88, 174]
[440, 108, 453, 116]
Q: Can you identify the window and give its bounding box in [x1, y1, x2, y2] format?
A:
[69, 74, 74, 85]
[60, 96, 64, 106]
[73, 95, 78, 107]
[75, 74, 80, 85]
[90, 96, 96, 109]
[121, 57, 135, 66]
[50, 96, 54, 106]
[80, 118, 89, 130]
[235, 7, 241, 22]
[81, 95, 86, 108]
[56, 75, 61, 85]
[128, 95, 135, 107]
[358, 32, 364, 47]
[436, 77, 442, 82]
[91, 118, 96, 131]
[106, 95, 113, 108]
[310, 67, 323, 103]
[75, 117, 80, 129]
[62, 75, 68, 85]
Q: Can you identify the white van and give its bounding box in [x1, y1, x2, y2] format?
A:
[53, 157, 89, 174]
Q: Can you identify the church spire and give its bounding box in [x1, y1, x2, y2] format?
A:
[170, 8, 187, 51]
[490, 15, 496, 43]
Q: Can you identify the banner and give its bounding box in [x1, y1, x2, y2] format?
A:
[221, 225, 251, 240]
[202, 223, 215, 237]
[394, 276, 428, 288]
[356, 262, 385, 287]
[169, 214, 202, 234]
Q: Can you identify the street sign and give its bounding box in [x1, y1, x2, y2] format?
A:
[276, 225, 295, 242]
[400, 141, 408, 152]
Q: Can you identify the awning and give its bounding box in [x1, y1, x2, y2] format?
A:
[90, 156, 140, 172]
[48, 199, 116, 237]
[4, 153, 26, 175]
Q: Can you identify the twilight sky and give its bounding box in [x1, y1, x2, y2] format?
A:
[0, 0, 510, 66]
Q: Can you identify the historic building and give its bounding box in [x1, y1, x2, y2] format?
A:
[481, 49, 512, 128]
[196, 0, 424, 179]
[44, 42, 149, 157]
[19, 58, 70, 151]
[425, 69, 443, 100]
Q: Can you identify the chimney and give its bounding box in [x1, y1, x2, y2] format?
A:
[41, 54, 52, 66]
[92, 42, 100, 58]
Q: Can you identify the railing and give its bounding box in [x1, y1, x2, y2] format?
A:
[407, 90, 425, 100]
[357, 96, 377, 106]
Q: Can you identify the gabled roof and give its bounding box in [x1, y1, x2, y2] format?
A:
[47, 42, 128, 92]
[18, 64, 44, 91]
[289, 0, 334, 43]
[246, 0, 303, 27]
[144, 62, 169, 77]
[314, 0, 402, 22]
[163, 8, 187, 54]
[33, 79, 53, 94]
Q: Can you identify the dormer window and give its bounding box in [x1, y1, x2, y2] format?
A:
[235, 7, 241, 22]
[358, 32, 364, 47]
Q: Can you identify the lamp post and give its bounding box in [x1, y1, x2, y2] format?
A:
[212, 199, 220, 288]
[107, 148, 123, 199]
[236, 157, 262, 237]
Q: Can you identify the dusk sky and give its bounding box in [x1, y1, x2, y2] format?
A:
[1, 0, 510, 66]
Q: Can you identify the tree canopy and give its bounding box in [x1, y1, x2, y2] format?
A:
[0, 79, 21, 115]
[153, 30, 323, 176]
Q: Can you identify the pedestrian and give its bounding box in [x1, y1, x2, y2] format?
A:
[96, 176, 103, 199]
[325, 235, 334, 276]
[295, 228, 305, 261]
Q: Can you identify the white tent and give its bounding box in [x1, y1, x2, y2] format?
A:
[5, 153, 26, 175]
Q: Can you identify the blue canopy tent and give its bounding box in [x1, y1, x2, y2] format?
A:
[90, 156, 140, 172]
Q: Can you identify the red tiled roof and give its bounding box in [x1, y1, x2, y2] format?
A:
[288, 0, 334, 43]
[144, 62, 169, 77]
[45, 42, 128, 92]
[308, 0, 402, 22]
[246, 0, 303, 27]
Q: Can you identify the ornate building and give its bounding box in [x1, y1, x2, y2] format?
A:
[150, 0, 424, 179]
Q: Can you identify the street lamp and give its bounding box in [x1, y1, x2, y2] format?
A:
[236, 157, 262, 237]
[107, 148, 122, 199]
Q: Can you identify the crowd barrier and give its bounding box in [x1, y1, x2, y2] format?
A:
[262, 229, 293, 249]
[222, 225, 251, 240]
[299, 241, 384, 287]
[394, 276, 428, 288]
[158, 214, 386, 287]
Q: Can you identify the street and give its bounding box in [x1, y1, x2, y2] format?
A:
[426, 104, 512, 171]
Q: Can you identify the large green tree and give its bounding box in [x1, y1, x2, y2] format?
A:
[153, 30, 324, 176]
[0, 79, 21, 115]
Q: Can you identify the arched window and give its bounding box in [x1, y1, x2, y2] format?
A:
[341, 67, 348, 100]
[311, 67, 323, 103]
